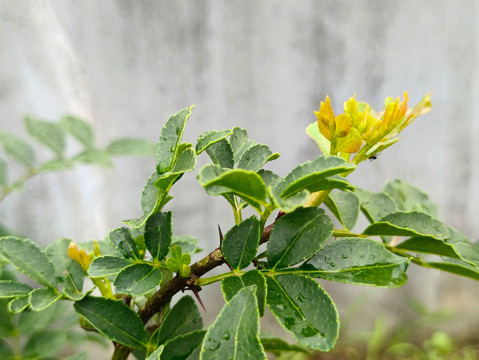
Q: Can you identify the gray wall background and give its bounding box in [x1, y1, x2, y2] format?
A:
[1, 0, 478, 347]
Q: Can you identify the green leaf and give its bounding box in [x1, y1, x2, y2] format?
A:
[0, 132, 35, 167]
[222, 216, 260, 270]
[200, 286, 266, 360]
[107, 138, 156, 156]
[306, 122, 330, 156]
[60, 115, 95, 148]
[24, 116, 66, 156]
[301, 238, 409, 287]
[229, 127, 254, 163]
[0, 280, 32, 298]
[74, 296, 148, 350]
[383, 179, 439, 217]
[0, 158, 7, 185]
[114, 263, 162, 296]
[157, 106, 194, 174]
[266, 274, 339, 351]
[260, 334, 308, 355]
[355, 187, 398, 223]
[123, 172, 160, 228]
[395, 237, 462, 258]
[324, 191, 360, 230]
[172, 147, 197, 172]
[205, 139, 234, 169]
[276, 156, 355, 199]
[88, 256, 133, 277]
[146, 346, 164, 360]
[237, 144, 273, 172]
[152, 295, 203, 346]
[0, 237, 57, 289]
[23, 329, 67, 358]
[73, 149, 113, 167]
[46, 238, 84, 299]
[197, 165, 267, 211]
[425, 259, 479, 281]
[445, 228, 479, 266]
[108, 227, 141, 259]
[162, 330, 206, 360]
[145, 211, 173, 260]
[221, 270, 266, 317]
[196, 129, 232, 154]
[29, 288, 61, 311]
[267, 207, 333, 269]
[8, 296, 29, 313]
[362, 211, 449, 240]
[37, 158, 74, 172]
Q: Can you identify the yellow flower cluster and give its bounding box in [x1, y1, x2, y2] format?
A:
[314, 92, 432, 164]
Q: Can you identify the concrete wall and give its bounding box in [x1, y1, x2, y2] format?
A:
[1, 0, 478, 349]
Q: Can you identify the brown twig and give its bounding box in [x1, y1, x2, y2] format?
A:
[111, 214, 283, 359]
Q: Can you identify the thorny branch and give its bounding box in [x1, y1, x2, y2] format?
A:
[111, 213, 284, 360]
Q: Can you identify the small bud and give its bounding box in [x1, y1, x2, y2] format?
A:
[68, 242, 91, 272]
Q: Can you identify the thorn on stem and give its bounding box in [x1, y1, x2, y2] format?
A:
[189, 285, 206, 312]
[218, 224, 223, 245]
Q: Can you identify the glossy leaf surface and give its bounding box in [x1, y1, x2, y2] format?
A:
[162, 330, 206, 360]
[114, 263, 163, 296]
[200, 286, 266, 360]
[266, 274, 339, 351]
[198, 165, 267, 211]
[363, 211, 448, 240]
[221, 270, 266, 316]
[153, 295, 203, 346]
[267, 207, 333, 269]
[276, 156, 355, 199]
[74, 296, 148, 350]
[144, 211, 173, 260]
[222, 216, 260, 270]
[302, 238, 409, 287]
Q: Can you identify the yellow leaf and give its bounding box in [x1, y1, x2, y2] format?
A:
[336, 127, 363, 153]
[314, 96, 335, 140]
[334, 114, 352, 138]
